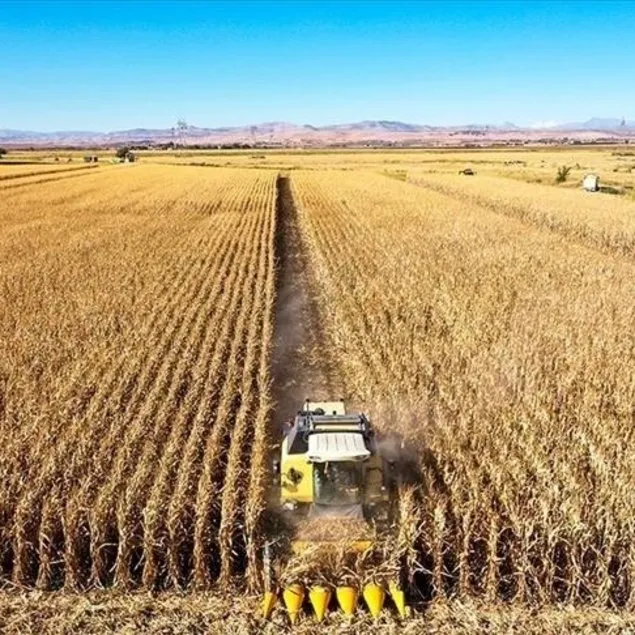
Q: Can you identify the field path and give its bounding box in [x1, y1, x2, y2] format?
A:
[270, 175, 338, 428]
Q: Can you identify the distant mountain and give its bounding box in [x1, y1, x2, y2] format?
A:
[556, 117, 635, 131]
[325, 120, 433, 132]
[0, 129, 106, 143]
[1, 118, 633, 147]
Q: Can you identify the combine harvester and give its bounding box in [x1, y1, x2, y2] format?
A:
[262, 400, 409, 623]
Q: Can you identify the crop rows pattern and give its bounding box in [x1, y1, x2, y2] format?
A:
[0, 165, 276, 591]
[2, 162, 634, 615]
[408, 172, 635, 258]
[292, 170, 635, 606]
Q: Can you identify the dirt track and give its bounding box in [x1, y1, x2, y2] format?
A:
[270, 175, 337, 429]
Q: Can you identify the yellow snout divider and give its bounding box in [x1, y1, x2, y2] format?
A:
[262, 590, 277, 619]
[308, 586, 331, 622]
[362, 583, 386, 617]
[388, 581, 407, 618]
[283, 583, 305, 624]
[266, 581, 407, 623]
[335, 586, 358, 616]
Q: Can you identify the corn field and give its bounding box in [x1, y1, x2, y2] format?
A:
[0, 165, 276, 591]
[292, 169, 635, 607]
[1, 158, 634, 624]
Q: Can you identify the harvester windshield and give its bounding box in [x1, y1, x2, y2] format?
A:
[313, 461, 363, 505]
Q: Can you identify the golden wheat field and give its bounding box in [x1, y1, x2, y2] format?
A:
[0, 148, 634, 633]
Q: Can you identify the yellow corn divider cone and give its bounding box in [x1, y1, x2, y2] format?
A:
[309, 586, 331, 622]
[362, 583, 385, 617]
[388, 581, 407, 618]
[336, 586, 358, 616]
[263, 581, 407, 622]
[283, 583, 305, 624]
[262, 590, 277, 619]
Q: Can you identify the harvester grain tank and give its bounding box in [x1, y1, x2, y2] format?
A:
[263, 400, 408, 623]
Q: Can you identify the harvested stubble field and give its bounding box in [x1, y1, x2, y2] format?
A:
[0, 150, 634, 633]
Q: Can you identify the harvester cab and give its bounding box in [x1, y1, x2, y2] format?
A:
[276, 400, 392, 525]
[263, 400, 407, 623]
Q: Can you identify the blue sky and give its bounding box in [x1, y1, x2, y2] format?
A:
[1, 1, 634, 131]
